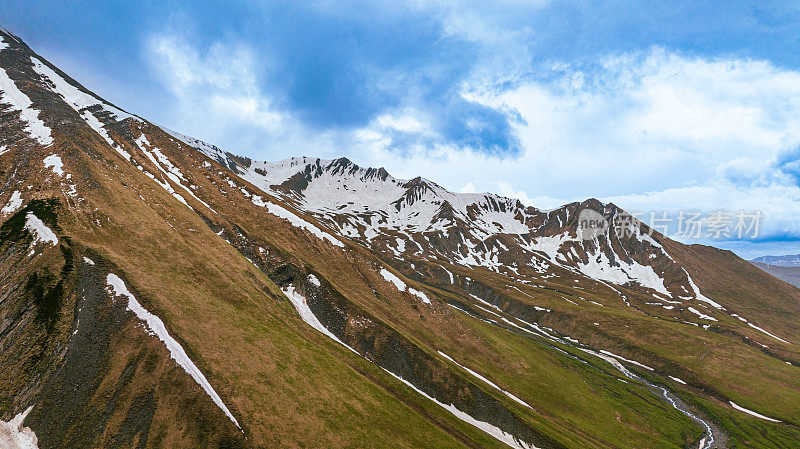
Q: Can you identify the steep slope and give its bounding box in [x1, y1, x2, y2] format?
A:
[3, 27, 800, 449]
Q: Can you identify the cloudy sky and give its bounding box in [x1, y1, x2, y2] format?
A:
[3, 1, 799, 257]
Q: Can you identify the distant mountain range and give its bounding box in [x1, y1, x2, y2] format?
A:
[751, 254, 800, 267]
[749, 254, 800, 288]
[2, 27, 800, 449]
[751, 262, 800, 289]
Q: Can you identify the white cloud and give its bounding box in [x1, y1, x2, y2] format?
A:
[461, 48, 800, 196]
[495, 181, 534, 206]
[146, 34, 291, 150]
[351, 48, 800, 243]
[146, 37, 800, 250]
[459, 182, 475, 193]
[490, 49, 800, 242]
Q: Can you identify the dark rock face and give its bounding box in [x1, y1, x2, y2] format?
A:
[272, 170, 311, 195]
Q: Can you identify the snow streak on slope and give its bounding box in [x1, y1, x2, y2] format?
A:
[0, 67, 53, 146]
[280, 281, 544, 448]
[380, 268, 430, 303]
[105, 274, 241, 429]
[729, 401, 782, 423]
[160, 126, 228, 166]
[727, 312, 791, 345]
[250, 195, 343, 247]
[687, 307, 717, 321]
[384, 370, 541, 449]
[746, 322, 789, 344]
[669, 376, 687, 385]
[142, 170, 189, 206]
[437, 351, 533, 410]
[29, 57, 132, 159]
[599, 350, 654, 371]
[281, 285, 349, 346]
[0, 406, 39, 449]
[683, 270, 722, 309]
[134, 134, 217, 213]
[380, 268, 406, 291]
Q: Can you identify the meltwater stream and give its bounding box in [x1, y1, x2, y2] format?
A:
[449, 302, 727, 449]
[610, 358, 722, 449]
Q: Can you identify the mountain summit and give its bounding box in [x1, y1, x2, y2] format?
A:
[2, 27, 800, 449]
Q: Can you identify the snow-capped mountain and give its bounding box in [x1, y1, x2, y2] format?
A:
[182, 152, 720, 316]
[3, 26, 800, 449]
[751, 254, 800, 267]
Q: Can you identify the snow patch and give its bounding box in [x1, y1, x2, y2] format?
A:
[599, 350, 655, 371]
[380, 268, 406, 290]
[522, 234, 670, 296]
[160, 127, 228, 165]
[142, 170, 188, 206]
[2, 191, 22, 214]
[24, 213, 58, 246]
[281, 285, 359, 356]
[134, 135, 217, 213]
[407, 287, 431, 304]
[577, 250, 669, 295]
[683, 269, 722, 309]
[307, 274, 321, 287]
[524, 235, 571, 260]
[0, 406, 39, 449]
[746, 322, 790, 344]
[669, 376, 687, 385]
[30, 57, 131, 120]
[43, 154, 63, 176]
[379, 268, 430, 304]
[282, 286, 340, 343]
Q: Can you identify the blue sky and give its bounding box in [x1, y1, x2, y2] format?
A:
[2, 1, 800, 258]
